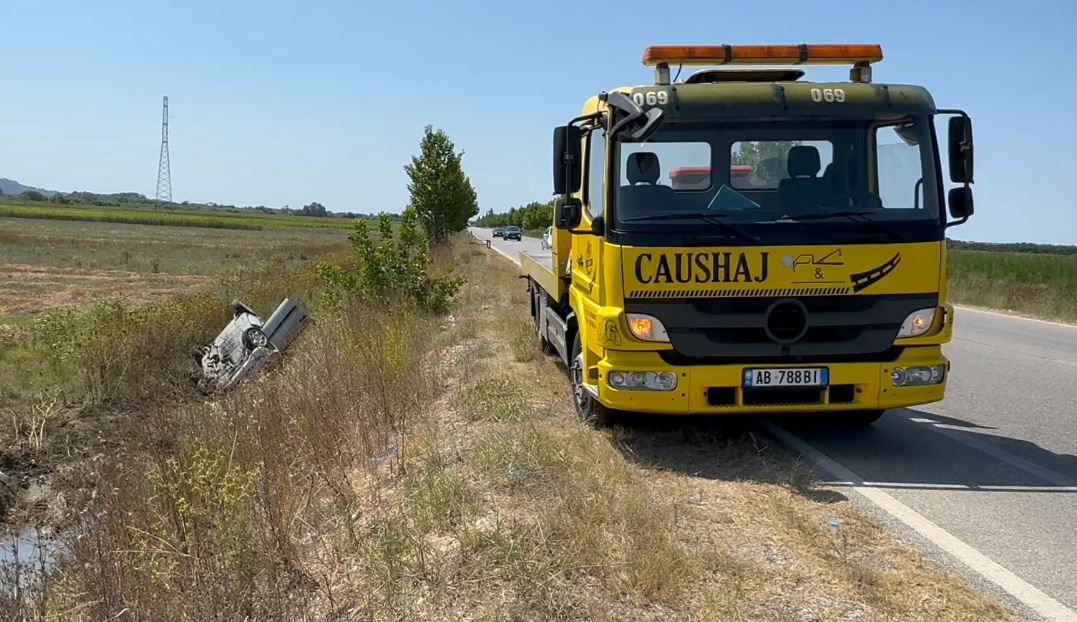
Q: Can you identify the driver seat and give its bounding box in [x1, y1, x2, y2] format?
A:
[618, 152, 675, 220]
[778, 146, 830, 216]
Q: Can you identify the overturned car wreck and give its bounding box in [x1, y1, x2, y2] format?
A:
[196, 298, 309, 390]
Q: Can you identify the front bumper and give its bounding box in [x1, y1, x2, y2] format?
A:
[594, 346, 948, 414]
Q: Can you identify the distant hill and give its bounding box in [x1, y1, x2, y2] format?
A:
[0, 177, 58, 197]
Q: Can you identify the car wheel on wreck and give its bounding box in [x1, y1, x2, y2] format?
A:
[243, 326, 270, 350]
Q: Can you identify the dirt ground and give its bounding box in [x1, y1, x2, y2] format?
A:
[0, 264, 212, 316]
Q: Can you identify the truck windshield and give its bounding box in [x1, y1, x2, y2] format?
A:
[611, 117, 940, 240]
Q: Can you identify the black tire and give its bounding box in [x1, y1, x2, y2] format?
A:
[243, 326, 269, 351]
[569, 331, 613, 427]
[531, 281, 555, 355]
[836, 409, 885, 425]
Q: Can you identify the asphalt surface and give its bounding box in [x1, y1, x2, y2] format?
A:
[471, 227, 1077, 621]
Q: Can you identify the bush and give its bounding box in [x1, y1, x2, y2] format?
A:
[318, 211, 464, 314]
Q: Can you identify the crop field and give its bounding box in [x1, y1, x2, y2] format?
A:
[0, 202, 354, 231]
[948, 249, 1077, 321]
[0, 216, 348, 317]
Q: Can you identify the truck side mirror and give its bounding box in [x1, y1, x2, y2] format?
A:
[948, 186, 974, 220]
[553, 125, 582, 195]
[555, 196, 582, 229]
[948, 115, 973, 184]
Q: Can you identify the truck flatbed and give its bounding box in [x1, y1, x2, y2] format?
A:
[520, 248, 564, 303]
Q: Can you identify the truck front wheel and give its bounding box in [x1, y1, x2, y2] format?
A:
[570, 332, 613, 427]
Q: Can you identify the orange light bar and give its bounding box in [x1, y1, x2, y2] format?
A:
[642, 44, 883, 67]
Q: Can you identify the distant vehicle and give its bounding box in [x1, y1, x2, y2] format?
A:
[541, 226, 552, 249]
[504, 226, 522, 241]
[492, 227, 506, 238]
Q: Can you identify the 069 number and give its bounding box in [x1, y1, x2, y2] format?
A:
[810, 88, 845, 103]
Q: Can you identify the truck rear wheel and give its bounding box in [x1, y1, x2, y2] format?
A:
[570, 332, 613, 427]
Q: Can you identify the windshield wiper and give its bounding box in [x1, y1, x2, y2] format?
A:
[780, 210, 877, 221]
[620, 211, 760, 244]
[778, 210, 911, 243]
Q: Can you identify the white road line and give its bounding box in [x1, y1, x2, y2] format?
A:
[951, 336, 1077, 369]
[817, 481, 1077, 493]
[484, 240, 523, 267]
[763, 421, 1077, 622]
[954, 305, 1077, 330]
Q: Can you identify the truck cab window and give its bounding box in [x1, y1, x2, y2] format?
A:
[586, 130, 605, 220]
[616, 140, 710, 220]
[876, 123, 925, 211]
[730, 140, 833, 190]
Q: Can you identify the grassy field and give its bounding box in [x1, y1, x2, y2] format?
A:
[949, 249, 1077, 322]
[0, 202, 354, 231]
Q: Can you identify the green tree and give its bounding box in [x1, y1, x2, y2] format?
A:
[301, 201, 327, 217]
[404, 125, 478, 243]
[318, 209, 463, 313]
[732, 141, 802, 185]
[18, 190, 47, 202]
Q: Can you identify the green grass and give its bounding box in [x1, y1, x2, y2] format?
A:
[0, 202, 356, 231]
[948, 249, 1077, 321]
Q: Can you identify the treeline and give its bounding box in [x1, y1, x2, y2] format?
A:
[947, 239, 1077, 256]
[1, 191, 380, 220]
[7, 189, 150, 206]
[473, 200, 555, 230]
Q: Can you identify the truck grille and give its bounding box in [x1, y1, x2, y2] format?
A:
[706, 384, 857, 407]
[627, 294, 937, 363]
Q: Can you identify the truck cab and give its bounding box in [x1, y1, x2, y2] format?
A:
[520, 44, 974, 425]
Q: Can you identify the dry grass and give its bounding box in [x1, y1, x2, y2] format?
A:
[352, 238, 1014, 621]
[30, 303, 434, 620]
[0, 216, 346, 318]
[0, 235, 1016, 621]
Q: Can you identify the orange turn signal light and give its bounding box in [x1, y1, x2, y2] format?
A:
[628, 316, 653, 340]
[642, 44, 883, 66]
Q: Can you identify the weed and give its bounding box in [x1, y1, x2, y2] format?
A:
[949, 249, 1077, 321]
[455, 379, 532, 423]
[319, 211, 464, 313]
[5, 390, 62, 450]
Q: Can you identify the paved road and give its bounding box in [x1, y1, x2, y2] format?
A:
[471, 227, 1077, 621]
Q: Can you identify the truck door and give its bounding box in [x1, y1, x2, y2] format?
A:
[572, 127, 606, 305]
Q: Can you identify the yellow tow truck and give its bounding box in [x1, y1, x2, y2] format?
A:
[520, 44, 975, 425]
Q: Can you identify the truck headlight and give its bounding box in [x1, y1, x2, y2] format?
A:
[625, 313, 670, 343]
[896, 308, 936, 338]
[608, 370, 678, 391]
[891, 365, 945, 386]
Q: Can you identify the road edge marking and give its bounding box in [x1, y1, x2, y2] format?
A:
[953, 305, 1077, 330]
[762, 421, 1077, 622]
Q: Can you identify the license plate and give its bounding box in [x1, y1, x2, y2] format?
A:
[744, 367, 828, 388]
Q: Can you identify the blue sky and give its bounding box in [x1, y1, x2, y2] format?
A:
[1, 0, 1074, 243]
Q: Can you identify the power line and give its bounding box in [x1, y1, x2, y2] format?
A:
[155, 96, 172, 203]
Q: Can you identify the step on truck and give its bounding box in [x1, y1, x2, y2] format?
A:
[520, 43, 975, 425]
